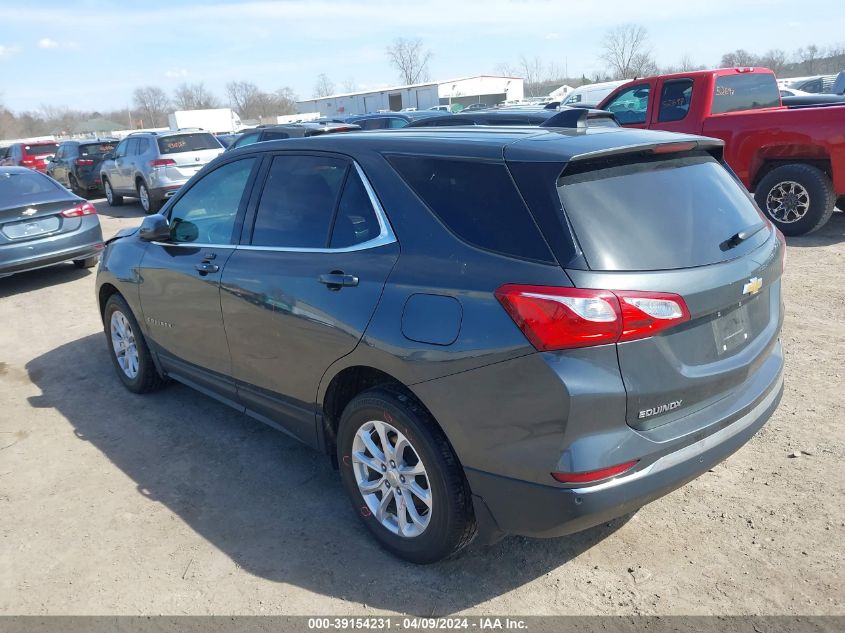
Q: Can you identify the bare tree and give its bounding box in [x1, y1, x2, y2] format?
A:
[226, 81, 261, 117]
[173, 82, 220, 110]
[386, 37, 432, 85]
[313, 73, 335, 98]
[341, 78, 357, 92]
[758, 49, 788, 74]
[720, 49, 759, 68]
[796, 44, 819, 73]
[600, 24, 656, 79]
[274, 87, 297, 115]
[132, 86, 170, 127]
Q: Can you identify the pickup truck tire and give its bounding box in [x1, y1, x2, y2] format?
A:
[755, 164, 835, 236]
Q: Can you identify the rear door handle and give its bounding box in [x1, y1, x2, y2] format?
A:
[318, 272, 359, 290]
[195, 262, 220, 274]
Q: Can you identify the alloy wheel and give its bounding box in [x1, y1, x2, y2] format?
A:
[766, 180, 811, 224]
[138, 184, 150, 212]
[105, 181, 113, 204]
[110, 310, 139, 379]
[351, 419, 432, 538]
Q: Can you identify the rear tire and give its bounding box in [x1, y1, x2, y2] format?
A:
[754, 163, 835, 236]
[73, 256, 98, 269]
[103, 178, 124, 206]
[337, 387, 476, 564]
[103, 294, 166, 394]
[69, 174, 83, 196]
[137, 180, 161, 214]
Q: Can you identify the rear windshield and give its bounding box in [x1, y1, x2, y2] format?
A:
[80, 142, 117, 157]
[157, 133, 220, 154]
[557, 153, 769, 271]
[24, 143, 58, 156]
[0, 171, 58, 198]
[712, 73, 780, 114]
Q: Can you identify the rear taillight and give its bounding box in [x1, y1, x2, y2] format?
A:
[21, 157, 36, 165]
[60, 202, 97, 218]
[149, 158, 176, 168]
[75, 158, 94, 166]
[551, 460, 639, 484]
[495, 285, 690, 351]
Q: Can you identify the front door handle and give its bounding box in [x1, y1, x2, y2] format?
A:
[195, 262, 220, 274]
[318, 272, 359, 290]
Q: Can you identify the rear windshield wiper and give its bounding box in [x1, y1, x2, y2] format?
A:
[720, 222, 766, 251]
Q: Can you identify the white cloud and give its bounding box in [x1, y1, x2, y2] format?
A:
[0, 44, 21, 60]
[38, 38, 59, 49]
[164, 68, 189, 78]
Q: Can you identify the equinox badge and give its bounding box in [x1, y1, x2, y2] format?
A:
[743, 277, 763, 296]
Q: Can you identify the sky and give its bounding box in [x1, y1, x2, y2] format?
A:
[1, 0, 842, 113]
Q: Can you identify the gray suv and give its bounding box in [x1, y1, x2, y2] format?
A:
[96, 127, 785, 563]
[100, 130, 224, 213]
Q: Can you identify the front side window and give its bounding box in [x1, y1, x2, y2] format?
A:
[605, 84, 650, 124]
[125, 139, 139, 156]
[232, 132, 261, 149]
[251, 155, 346, 248]
[658, 79, 693, 122]
[113, 139, 128, 158]
[167, 158, 255, 244]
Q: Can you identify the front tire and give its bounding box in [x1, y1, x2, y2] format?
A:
[754, 164, 835, 236]
[137, 180, 161, 214]
[337, 387, 476, 564]
[103, 294, 166, 394]
[103, 178, 124, 206]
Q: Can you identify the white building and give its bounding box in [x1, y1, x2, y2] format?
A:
[296, 75, 524, 117]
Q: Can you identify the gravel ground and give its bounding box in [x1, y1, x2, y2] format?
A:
[1, 199, 843, 616]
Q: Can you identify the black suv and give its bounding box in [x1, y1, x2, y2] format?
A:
[97, 127, 784, 563]
[227, 122, 360, 151]
[47, 139, 118, 196]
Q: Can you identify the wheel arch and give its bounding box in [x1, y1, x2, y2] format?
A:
[751, 156, 832, 191]
[98, 282, 121, 322]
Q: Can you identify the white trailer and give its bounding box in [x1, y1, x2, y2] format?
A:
[168, 108, 242, 134]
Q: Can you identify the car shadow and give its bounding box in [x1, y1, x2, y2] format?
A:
[92, 198, 147, 220]
[26, 333, 630, 614]
[785, 208, 845, 248]
[0, 264, 93, 298]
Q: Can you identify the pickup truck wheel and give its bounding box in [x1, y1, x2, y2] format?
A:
[755, 164, 835, 236]
[103, 178, 124, 206]
[337, 387, 477, 564]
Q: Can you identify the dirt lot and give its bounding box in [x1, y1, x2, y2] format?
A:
[1, 199, 843, 616]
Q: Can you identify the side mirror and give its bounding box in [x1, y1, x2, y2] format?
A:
[103, 153, 115, 160]
[138, 214, 170, 242]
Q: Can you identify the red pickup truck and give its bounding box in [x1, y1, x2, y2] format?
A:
[598, 68, 845, 235]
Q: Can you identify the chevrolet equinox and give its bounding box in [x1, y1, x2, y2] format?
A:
[96, 127, 785, 563]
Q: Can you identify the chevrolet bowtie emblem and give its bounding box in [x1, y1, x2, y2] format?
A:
[743, 277, 763, 296]
[21, 208, 37, 217]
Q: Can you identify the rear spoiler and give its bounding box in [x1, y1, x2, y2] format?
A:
[566, 138, 725, 166]
[540, 108, 618, 129]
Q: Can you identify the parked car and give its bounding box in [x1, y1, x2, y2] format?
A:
[560, 80, 628, 107]
[97, 126, 784, 563]
[0, 166, 103, 277]
[407, 107, 618, 128]
[462, 103, 488, 111]
[598, 67, 845, 235]
[345, 111, 445, 129]
[780, 74, 838, 94]
[779, 88, 812, 97]
[46, 139, 118, 196]
[215, 133, 241, 148]
[99, 130, 224, 214]
[0, 141, 59, 173]
[226, 122, 360, 151]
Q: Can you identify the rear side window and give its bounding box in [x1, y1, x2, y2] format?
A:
[157, 133, 221, 154]
[712, 73, 780, 113]
[389, 156, 553, 262]
[557, 153, 768, 271]
[251, 155, 346, 248]
[658, 79, 693, 122]
[330, 170, 381, 248]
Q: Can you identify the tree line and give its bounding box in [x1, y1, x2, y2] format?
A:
[2, 30, 844, 140]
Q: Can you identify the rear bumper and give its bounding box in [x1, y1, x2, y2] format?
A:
[0, 220, 104, 277]
[466, 372, 783, 539]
